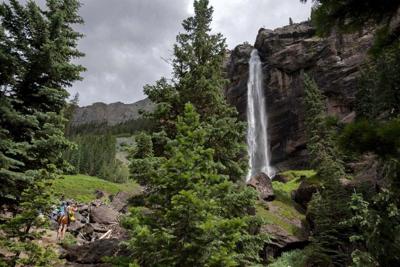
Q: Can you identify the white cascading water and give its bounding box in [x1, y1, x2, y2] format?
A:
[246, 49, 275, 181]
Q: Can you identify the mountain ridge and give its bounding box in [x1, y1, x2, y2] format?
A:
[71, 98, 154, 126]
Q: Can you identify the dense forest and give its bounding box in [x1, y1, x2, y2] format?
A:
[62, 134, 130, 183]
[66, 118, 153, 136]
[0, 0, 400, 266]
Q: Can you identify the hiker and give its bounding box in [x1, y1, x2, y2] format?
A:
[56, 201, 77, 240]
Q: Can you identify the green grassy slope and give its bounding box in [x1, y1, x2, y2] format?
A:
[256, 170, 317, 237]
[52, 174, 140, 203]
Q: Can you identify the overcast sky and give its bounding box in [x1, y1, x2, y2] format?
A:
[67, 0, 312, 106]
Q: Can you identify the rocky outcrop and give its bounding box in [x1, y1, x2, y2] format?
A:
[71, 98, 154, 126]
[64, 239, 128, 265]
[291, 180, 318, 209]
[226, 21, 374, 170]
[90, 206, 119, 225]
[247, 172, 275, 201]
[58, 189, 140, 265]
[261, 223, 309, 260]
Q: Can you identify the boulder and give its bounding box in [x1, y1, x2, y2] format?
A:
[272, 174, 289, 183]
[110, 192, 131, 212]
[94, 190, 105, 199]
[64, 239, 127, 264]
[291, 180, 318, 209]
[261, 224, 309, 260]
[78, 204, 89, 212]
[74, 210, 89, 224]
[247, 172, 275, 201]
[90, 206, 119, 225]
[69, 220, 84, 233]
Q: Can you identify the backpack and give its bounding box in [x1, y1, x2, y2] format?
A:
[68, 206, 76, 222]
[58, 204, 66, 217]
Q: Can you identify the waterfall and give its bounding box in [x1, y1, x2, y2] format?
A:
[246, 49, 275, 181]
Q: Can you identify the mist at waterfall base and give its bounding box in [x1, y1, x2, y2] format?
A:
[246, 49, 275, 181]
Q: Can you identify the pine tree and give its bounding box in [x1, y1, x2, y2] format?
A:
[123, 104, 264, 266]
[125, 2, 264, 263]
[142, 0, 247, 182]
[128, 132, 163, 184]
[303, 74, 344, 178]
[0, 0, 84, 265]
[303, 74, 352, 266]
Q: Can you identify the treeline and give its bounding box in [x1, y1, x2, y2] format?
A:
[66, 118, 153, 136]
[62, 103, 152, 183]
[63, 134, 129, 183]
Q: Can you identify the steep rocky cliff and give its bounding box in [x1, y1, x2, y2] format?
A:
[226, 21, 374, 170]
[70, 98, 154, 127]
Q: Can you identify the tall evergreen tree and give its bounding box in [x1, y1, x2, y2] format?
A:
[0, 0, 84, 265]
[142, 0, 247, 182]
[125, 1, 265, 264]
[303, 74, 352, 266]
[303, 74, 345, 178]
[124, 104, 263, 266]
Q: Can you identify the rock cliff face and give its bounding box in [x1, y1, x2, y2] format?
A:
[226, 21, 374, 170]
[71, 98, 154, 126]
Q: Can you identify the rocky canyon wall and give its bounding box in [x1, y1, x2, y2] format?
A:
[226, 21, 374, 171]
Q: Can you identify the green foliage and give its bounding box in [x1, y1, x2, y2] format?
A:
[269, 249, 307, 267]
[123, 104, 264, 266]
[128, 132, 165, 185]
[52, 174, 140, 203]
[133, 132, 153, 158]
[347, 190, 400, 266]
[61, 232, 77, 246]
[340, 119, 400, 158]
[0, 0, 84, 265]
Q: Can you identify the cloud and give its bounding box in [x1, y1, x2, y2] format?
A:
[209, 0, 312, 47]
[24, 0, 311, 106]
[69, 0, 191, 105]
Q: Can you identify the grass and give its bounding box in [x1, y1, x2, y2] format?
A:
[52, 174, 140, 203]
[279, 170, 317, 182]
[269, 249, 308, 267]
[60, 232, 77, 246]
[256, 202, 297, 235]
[273, 170, 318, 204]
[255, 170, 317, 237]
